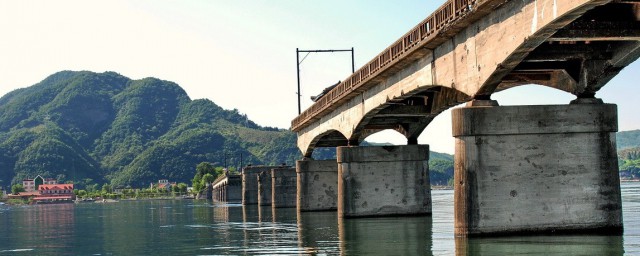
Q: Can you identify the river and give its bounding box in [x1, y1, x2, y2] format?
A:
[1, 182, 639, 255]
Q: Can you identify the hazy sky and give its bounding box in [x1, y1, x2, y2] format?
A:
[1, 1, 638, 154]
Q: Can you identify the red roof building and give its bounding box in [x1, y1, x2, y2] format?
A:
[33, 184, 75, 203]
[151, 179, 176, 190]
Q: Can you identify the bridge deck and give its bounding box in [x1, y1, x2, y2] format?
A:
[291, 0, 507, 132]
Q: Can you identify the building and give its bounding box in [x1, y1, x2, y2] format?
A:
[7, 191, 40, 200]
[151, 179, 176, 190]
[23, 175, 57, 192]
[32, 184, 75, 204]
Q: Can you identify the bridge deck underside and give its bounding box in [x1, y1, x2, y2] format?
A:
[295, 0, 640, 156]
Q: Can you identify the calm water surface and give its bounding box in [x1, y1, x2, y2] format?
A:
[1, 182, 639, 255]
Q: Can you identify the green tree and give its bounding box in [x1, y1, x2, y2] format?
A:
[202, 173, 215, 185]
[11, 184, 25, 195]
[76, 189, 87, 198]
[86, 183, 99, 193]
[192, 177, 203, 193]
[192, 162, 219, 193]
[101, 183, 112, 194]
[176, 182, 188, 193]
[196, 162, 216, 179]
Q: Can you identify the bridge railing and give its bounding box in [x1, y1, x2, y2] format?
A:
[292, 0, 482, 131]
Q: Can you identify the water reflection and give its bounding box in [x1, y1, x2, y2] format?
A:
[456, 235, 623, 256]
[298, 211, 340, 254]
[338, 216, 432, 255]
[0, 183, 637, 255]
[30, 204, 75, 252]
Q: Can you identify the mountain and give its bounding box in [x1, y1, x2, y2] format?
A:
[618, 130, 640, 150]
[0, 71, 303, 188]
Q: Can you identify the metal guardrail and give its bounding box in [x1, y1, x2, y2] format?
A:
[291, 0, 480, 131]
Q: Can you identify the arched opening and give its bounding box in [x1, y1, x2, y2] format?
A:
[363, 129, 406, 146]
[492, 84, 576, 106]
[416, 102, 466, 155]
[307, 130, 348, 160]
[599, 60, 640, 131]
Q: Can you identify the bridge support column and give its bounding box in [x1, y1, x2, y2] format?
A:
[272, 166, 297, 208]
[337, 145, 431, 218]
[296, 159, 338, 212]
[257, 171, 272, 206]
[243, 166, 279, 205]
[452, 102, 622, 236]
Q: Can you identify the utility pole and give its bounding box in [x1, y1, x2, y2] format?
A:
[296, 47, 355, 114]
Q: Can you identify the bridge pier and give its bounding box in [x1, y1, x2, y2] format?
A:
[337, 145, 431, 218]
[296, 159, 338, 211]
[452, 101, 622, 236]
[242, 166, 279, 205]
[257, 171, 272, 206]
[272, 166, 297, 208]
[212, 175, 242, 203]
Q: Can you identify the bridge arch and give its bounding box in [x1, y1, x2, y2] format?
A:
[303, 129, 348, 158]
[473, 1, 640, 100]
[361, 129, 407, 146]
[349, 85, 470, 146]
[493, 84, 578, 106]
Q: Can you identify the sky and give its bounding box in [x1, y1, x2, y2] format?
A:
[0, 1, 638, 154]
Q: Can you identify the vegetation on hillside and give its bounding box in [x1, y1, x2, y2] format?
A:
[619, 147, 640, 179]
[618, 130, 640, 150]
[0, 71, 302, 188]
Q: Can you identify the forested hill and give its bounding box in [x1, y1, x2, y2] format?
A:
[618, 130, 640, 150]
[0, 71, 301, 188]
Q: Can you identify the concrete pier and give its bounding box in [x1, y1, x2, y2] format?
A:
[257, 171, 272, 206]
[296, 159, 339, 212]
[452, 102, 623, 236]
[272, 166, 297, 208]
[242, 166, 279, 205]
[337, 145, 431, 218]
[212, 174, 241, 203]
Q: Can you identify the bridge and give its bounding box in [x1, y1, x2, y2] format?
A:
[211, 173, 242, 203]
[292, 0, 639, 236]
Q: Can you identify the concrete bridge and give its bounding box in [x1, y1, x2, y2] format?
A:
[211, 173, 242, 203]
[292, 0, 639, 236]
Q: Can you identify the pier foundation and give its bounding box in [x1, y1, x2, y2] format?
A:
[272, 166, 297, 208]
[257, 171, 272, 206]
[452, 102, 623, 236]
[242, 166, 279, 205]
[337, 145, 431, 218]
[296, 159, 338, 211]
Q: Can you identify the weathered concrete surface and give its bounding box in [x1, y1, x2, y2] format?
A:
[226, 179, 242, 203]
[272, 166, 297, 208]
[452, 103, 622, 236]
[212, 175, 242, 203]
[242, 166, 279, 205]
[257, 171, 272, 206]
[337, 145, 431, 218]
[296, 159, 338, 212]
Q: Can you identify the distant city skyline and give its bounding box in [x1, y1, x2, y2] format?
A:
[1, 0, 638, 154]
